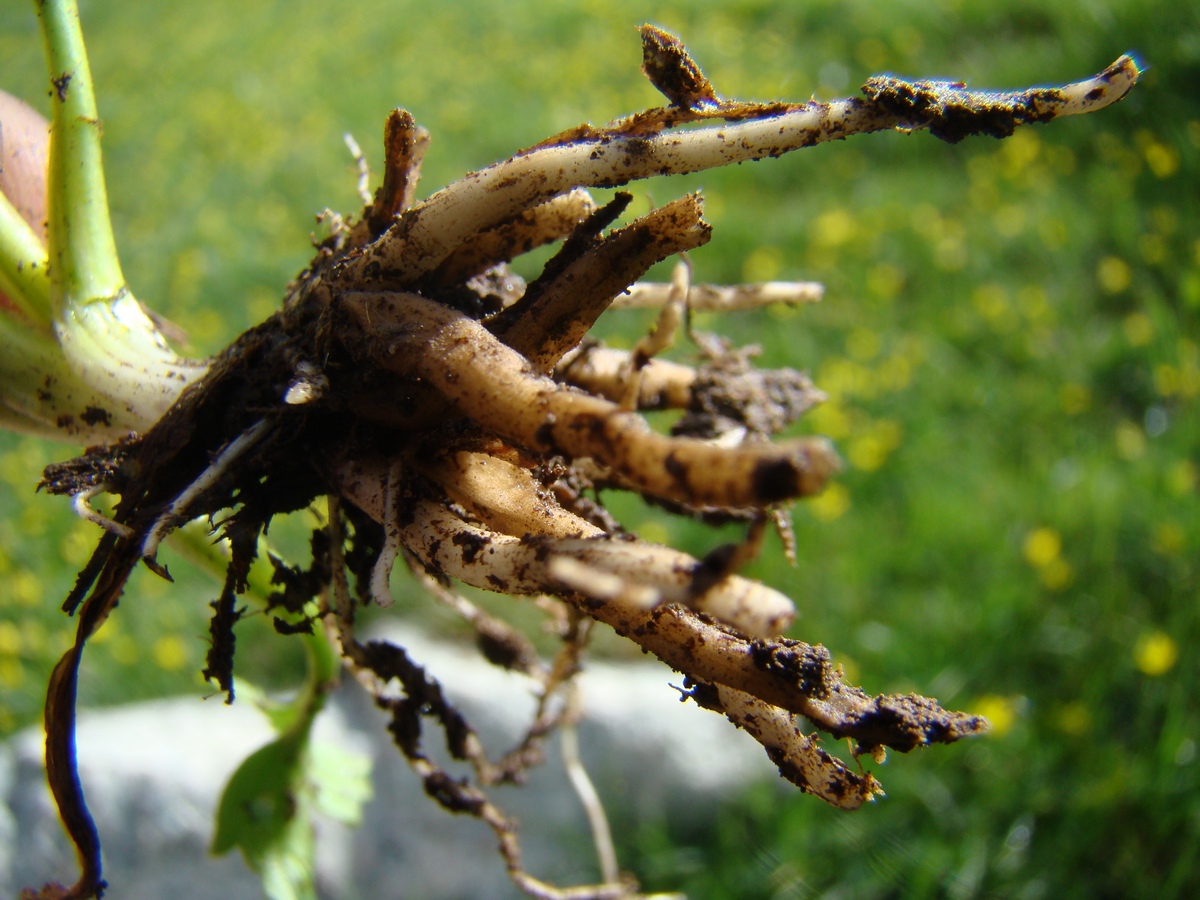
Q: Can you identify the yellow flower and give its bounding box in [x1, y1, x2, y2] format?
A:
[1023, 528, 1074, 590]
[1114, 420, 1146, 460]
[1122, 311, 1153, 345]
[1023, 527, 1062, 568]
[845, 327, 880, 363]
[1142, 140, 1180, 179]
[1097, 256, 1132, 295]
[973, 694, 1020, 738]
[849, 434, 888, 472]
[1166, 460, 1197, 497]
[813, 208, 856, 249]
[11, 569, 41, 607]
[0, 658, 22, 689]
[1134, 631, 1178, 677]
[0, 621, 20, 656]
[809, 482, 851, 522]
[152, 634, 190, 671]
[807, 401, 851, 440]
[1154, 363, 1180, 397]
[1038, 558, 1075, 592]
[741, 244, 782, 283]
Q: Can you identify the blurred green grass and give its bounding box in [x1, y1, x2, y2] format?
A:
[0, 0, 1196, 896]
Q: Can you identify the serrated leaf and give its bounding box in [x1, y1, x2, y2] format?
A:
[258, 812, 317, 900]
[231, 676, 312, 737]
[308, 741, 374, 826]
[211, 729, 306, 860]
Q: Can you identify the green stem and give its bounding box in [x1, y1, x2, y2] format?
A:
[1, 0, 210, 443]
[37, 0, 126, 312]
[0, 191, 52, 329]
[0, 308, 117, 437]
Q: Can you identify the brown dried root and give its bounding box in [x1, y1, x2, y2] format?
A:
[32, 25, 1138, 900]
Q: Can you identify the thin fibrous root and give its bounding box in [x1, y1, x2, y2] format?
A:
[341, 598, 649, 900]
[561, 718, 619, 886]
[70, 485, 133, 540]
[368, 461, 403, 607]
[613, 279, 824, 310]
[343, 132, 372, 207]
[405, 553, 545, 681]
[618, 258, 690, 410]
[140, 418, 271, 573]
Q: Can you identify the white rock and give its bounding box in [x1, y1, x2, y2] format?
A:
[1, 625, 776, 899]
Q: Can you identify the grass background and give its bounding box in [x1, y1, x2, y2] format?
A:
[1, 0, 1197, 896]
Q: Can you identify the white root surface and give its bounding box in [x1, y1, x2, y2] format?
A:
[339, 449, 795, 638]
[614, 279, 824, 310]
[431, 189, 599, 282]
[404, 497, 795, 639]
[619, 259, 690, 409]
[347, 55, 1139, 284]
[140, 418, 270, 565]
[347, 291, 840, 509]
[555, 345, 697, 410]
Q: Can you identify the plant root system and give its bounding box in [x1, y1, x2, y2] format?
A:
[29, 26, 1138, 900]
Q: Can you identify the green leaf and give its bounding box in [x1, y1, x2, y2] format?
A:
[258, 813, 317, 900]
[210, 696, 371, 900]
[211, 729, 307, 860]
[309, 741, 374, 827]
